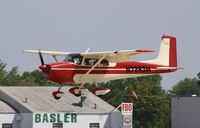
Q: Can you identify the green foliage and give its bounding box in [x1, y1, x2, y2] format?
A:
[0, 60, 7, 84]
[0, 60, 50, 86]
[4, 66, 21, 85]
[172, 78, 198, 96]
[170, 74, 200, 96]
[21, 70, 50, 86]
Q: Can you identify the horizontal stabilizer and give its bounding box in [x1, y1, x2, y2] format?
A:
[157, 67, 185, 70]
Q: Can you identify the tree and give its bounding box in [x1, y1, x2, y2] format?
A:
[197, 72, 200, 86]
[0, 60, 51, 86]
[3, 66, 21, 86]
[170, 77, 200, 96]
[0, 60, 7, 85]
[21, 70, 50, 86]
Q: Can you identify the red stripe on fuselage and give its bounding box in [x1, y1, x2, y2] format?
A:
[43, 61, 174, 84]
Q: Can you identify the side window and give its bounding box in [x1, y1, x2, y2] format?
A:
[64, 54, 83, 65]
[89, 123, 100, 128]
[2, 124, 12, 128]
[100, 59, 109, 66]
[84, 58, 98, 66]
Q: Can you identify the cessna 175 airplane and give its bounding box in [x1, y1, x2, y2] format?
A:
[23, 35, 179, 99]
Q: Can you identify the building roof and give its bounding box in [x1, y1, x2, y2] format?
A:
[0, 86, 115, 113]
[0, 100, 15, 113]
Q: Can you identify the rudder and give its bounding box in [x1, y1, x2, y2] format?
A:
[162, 35, 177, 67]
[142, 35, 177, 67]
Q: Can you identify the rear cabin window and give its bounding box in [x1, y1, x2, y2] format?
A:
[84, 58, 98, 66]
[100, 59, 109, 66]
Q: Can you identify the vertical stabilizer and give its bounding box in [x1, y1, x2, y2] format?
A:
[143, 35, 177, 67]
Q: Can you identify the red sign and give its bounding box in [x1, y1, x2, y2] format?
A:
[123, 115, 132, 126]
[124, 117, 132, 124]
[121, 103, 133, 113]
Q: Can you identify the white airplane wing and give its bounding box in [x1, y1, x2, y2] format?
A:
[80, 49, 155, 62]
[23, 50, 70, 56]
[23, 49, 155, 62]
[81, 49, 155, 57]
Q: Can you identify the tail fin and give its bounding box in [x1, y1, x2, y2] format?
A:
[144, 35, 177, 67]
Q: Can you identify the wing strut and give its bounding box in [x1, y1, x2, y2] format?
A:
[52, 55, 58, 62]
[85, 55, 105, 75]
[78, 55, 105, 90]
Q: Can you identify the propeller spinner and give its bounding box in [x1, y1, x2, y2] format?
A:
[38, 49, 51, 73]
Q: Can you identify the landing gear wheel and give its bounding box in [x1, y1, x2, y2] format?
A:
[69, 87, 82, 97]
[74, 93, 81, 97]
[52, 91, 64, 100]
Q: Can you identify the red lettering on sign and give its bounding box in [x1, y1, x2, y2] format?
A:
[121, 103, 133, 113]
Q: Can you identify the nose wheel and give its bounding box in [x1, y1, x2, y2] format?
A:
[52, 90, 64, 100]
[52, 85, 64, 100]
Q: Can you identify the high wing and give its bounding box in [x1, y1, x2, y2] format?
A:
[23, 50, 71, 56]
[81, 50, 155, 62]
[81, 49, 155, 62]
[23, 49, 155, 62]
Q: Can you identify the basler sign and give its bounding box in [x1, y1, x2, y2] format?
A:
[34, 113, 77, 123]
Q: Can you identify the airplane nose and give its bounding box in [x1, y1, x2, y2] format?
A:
[39, 65, 45, 70]
[39, 65, 51, 73]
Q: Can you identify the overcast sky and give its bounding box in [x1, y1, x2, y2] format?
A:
[0, 0, 199, 90]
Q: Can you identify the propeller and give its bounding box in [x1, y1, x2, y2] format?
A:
[38, 49, 51, 73]
[38, 49, 44, 65]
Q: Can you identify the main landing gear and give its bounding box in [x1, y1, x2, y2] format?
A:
[69, 87, 88, 97]
[52, 85, 64, 100]
[69, 83, 111, 97]
[52, 83, 111, 100]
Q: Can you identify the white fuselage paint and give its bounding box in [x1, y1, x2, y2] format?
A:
[141, 38, 170, 66]
[73, 74, 152, 83]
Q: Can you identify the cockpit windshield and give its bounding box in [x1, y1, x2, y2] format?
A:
[64, 54, 109, 66]
[64, 54, 83, 65]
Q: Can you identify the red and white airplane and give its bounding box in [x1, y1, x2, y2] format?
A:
[23, 35, 179, 99]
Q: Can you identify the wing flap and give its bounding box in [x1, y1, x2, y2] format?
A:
[81, 49, 155, 57]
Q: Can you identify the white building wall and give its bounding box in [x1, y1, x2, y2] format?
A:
[0, 114, 15, 128]
[74, 114, 110, 128]
[33, 112, 122, 128]
[0, 112, 123, 128]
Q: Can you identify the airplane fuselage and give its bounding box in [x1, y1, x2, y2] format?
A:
[40, 61, 176, 84]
